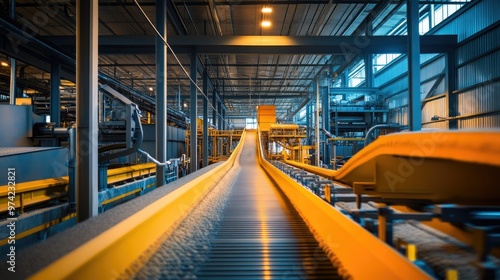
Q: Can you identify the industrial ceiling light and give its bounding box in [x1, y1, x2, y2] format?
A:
[261, 20, 271, 27]
[262, 6, 272, 13]
[148, 87, 154, 91]
[1, 61, 9, 67]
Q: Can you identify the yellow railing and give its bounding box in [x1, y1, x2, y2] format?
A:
[30, 130, 246, 280]
[0, 162, 158, 214]
[256, 128, 430, 279]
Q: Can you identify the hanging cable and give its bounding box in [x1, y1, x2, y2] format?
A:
[133, 0, 229, 127]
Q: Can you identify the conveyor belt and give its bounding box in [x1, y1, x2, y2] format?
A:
[30, 129, 429, 279]
[195, 132, 339, 279]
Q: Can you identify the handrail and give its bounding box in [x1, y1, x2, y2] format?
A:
[256, 128, 431, 279]
[30, 130, 247, 279]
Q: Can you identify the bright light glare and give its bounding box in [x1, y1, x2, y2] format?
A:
[1, 62, 9, 67]
[261, 21, 271, 27]
[262, 7, 272, 13]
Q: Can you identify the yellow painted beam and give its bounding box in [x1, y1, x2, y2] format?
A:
[0, 213, 76, 246]
[106, 162, 156, 185]
[30, 131, 246, 280]
[257, 130, 430, 279]
[0, 163, 158, 213]
[286, 130, 500, 205]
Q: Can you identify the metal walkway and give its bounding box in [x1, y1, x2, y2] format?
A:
[196, 131, 340, 279]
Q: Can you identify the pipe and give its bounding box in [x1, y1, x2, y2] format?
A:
[137, 149, 171, 166]
[321, 128, 335, 138]
[364, 123, 400, 146]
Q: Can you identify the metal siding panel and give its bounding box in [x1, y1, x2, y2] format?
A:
[457, 81, 500, 117]
[433, 0, 499, 42]
[420, 56, 445, 82]
[422, 122, 448, 129]
[457, 51, 500, 89]
[459, 114, 500, 128]
[422, 98, 447, 123]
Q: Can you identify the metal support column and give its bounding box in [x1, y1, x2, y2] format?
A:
[407, 0, 422, 131]
[8, 0, 16, 105]
[202, 67, 209, 167]
[50, 63, 61, 127]
[306, 103, 311, 145]
[155, 0, 167, 187]
[446, 50, 458, 129]
[218, 101, 222, 131]
[189, 51, 198, 172]
[212, 91, 217, 128]
[365, 54, 374, 88]
[341, 70, 349, 87]
[315, 79, 320, 167]
[9, 59, 16, 104]
[222, 108, 226, 130]
[322, 84, 330, 167]
[76, 0, 99, 221]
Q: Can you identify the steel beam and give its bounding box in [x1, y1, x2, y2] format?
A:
[407, 0, 422, 131]
[212, 90, 217, 127]
[155, 0, 167, 187]
[315, 79, 320, 167]
[218, 100, 222, 130]
[322, 85, 330, 166]
[50, 62, 61, 127]
[16, 0, 472, 6]
[9, 58, 16, 104]
[365, 54, 374, 88]
[8, 0, 16, 105]
[189, 51, 198, 172]
[306, 103, 312, 145]
[42, 35, 457, 55]
[202, 67, 209, 167]
[76, 0, 99, 221]
[446, 50, 458, 129]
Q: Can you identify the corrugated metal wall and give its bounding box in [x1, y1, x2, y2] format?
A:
[381, 0, 500, 129]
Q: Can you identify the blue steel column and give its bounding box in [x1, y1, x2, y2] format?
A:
[50, 63, 61, 127]
[446, 50, 458, 129]
[218, 101, 222, 130]
[365, 54, 374, 88]
[407, 0, 421, 131]
[202, 68, 209, 167]
[8, 0, 16, 105]
[155, 0, 167, 187]
[212, 91, 217, 128]
[76, 0, 98, 221]
[190, 51, 198, 172]
[306, 103, 311, 145]
[322, 84, 330, 166]
[222, 107, 226, 130]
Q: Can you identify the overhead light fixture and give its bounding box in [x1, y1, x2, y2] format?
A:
[262, 6, 272, 13]
[148, 87, 154, 91]
[1, 62, 9, 67]
[261, 20, 271, 27]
